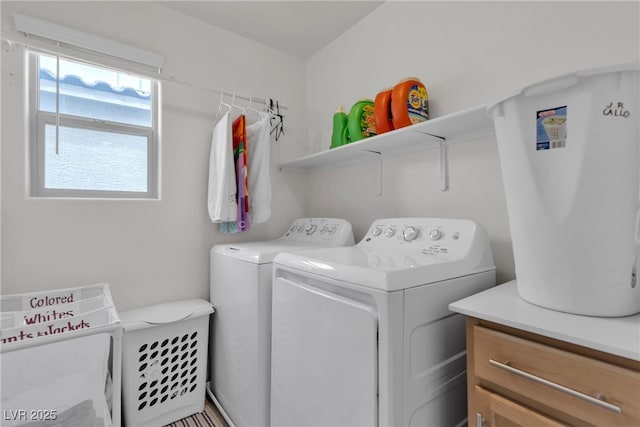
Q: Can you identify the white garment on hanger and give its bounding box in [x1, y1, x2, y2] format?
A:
[207, 111, 237, 223]
[246, 112, 271, 224]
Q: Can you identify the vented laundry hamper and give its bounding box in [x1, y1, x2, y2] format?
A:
[120, 299, 214, 427]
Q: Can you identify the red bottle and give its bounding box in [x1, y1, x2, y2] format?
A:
[374, 88, 394, 134]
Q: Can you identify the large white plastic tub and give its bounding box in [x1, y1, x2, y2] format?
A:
[489, 63, 640, 316]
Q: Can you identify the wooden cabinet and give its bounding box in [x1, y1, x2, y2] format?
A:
[474, 385, 567, 427]
[466, 318, 640, 427]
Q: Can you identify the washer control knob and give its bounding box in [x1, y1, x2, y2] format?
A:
[327, 226, 337, 234]
[385, 227, 396, 238]
[371, 226, 382, 237]
[429, 229, 443, 241]
[305, 224, 317, 235]
[403, 226, 418, 242]
[318, 226, 327, 234]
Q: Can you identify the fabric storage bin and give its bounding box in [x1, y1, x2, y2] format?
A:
[120, 299, 214, 427]
[0, 282, 122, 427]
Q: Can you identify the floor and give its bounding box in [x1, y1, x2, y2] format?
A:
[204, 397, 229, 427]
[164, 397, 229, 427]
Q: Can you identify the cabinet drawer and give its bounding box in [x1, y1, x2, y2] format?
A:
[474, 385, 566, 427]
[473, 326, 640, 426]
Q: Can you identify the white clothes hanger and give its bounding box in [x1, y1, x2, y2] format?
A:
[229, 90, 246, 119]
[214, 88, 232, 124]
[244, 96, 265, 122]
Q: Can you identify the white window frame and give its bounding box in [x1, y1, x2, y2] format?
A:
[29, 51, 159, 198]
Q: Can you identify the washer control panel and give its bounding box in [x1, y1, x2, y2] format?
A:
[283, 218, 355, 245]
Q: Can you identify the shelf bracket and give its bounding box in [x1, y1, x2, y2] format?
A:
[361, 149, 383, 197]
[438, 139, 449, 191]
[416, 132, 448, 191]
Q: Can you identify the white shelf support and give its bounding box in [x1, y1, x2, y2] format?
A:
[415, 131, 448, 191]
[439, 139, 449, 191]
[361, 149, 383, 197]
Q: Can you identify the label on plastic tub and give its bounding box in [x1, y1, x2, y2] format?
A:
[537, 105, 567, 150]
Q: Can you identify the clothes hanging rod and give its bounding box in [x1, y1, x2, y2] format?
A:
[161, 75, 288, 111]
[2, 36, 288, 110]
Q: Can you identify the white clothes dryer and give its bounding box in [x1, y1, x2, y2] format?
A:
[209, 218, 354, 427]
[271, 218, 495, 427]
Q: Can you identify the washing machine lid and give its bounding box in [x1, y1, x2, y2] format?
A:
[274, 218, 496, 292]
[210, 218, 355, 264]
[212, 240, 344, 264]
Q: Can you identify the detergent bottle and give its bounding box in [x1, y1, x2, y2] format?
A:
[330, 105, 349, 149]
[391, 77, 429, 129]
[374, 88, 394, 134]
[347, 99, 376, 143]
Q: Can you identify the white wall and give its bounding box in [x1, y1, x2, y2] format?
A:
[2, 1, 639, 308]
[304, 1, 640, 284]
[1, 1, 308, 310]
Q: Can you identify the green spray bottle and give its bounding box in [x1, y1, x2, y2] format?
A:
[330, 105, 349, 149]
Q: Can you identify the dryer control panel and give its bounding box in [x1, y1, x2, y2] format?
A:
[359, 218, 489, 261]
[273, 217, 495, 290]
[282, 218, 355, 246]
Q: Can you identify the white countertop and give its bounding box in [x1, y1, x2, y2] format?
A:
[449, 280, 640, 361]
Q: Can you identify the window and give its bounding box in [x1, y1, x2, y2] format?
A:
[30, 52, 158, 198]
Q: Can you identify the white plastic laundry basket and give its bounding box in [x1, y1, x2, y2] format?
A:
[120, 299, 214, 427]
[489, 63, 640, 316]
[0, 283, 121, 427]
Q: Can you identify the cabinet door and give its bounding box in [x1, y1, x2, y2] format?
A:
[474, 386, 567, 427]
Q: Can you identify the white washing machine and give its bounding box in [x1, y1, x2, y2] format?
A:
[271, 218, 495, 427]
[209, 218, 354, 427]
